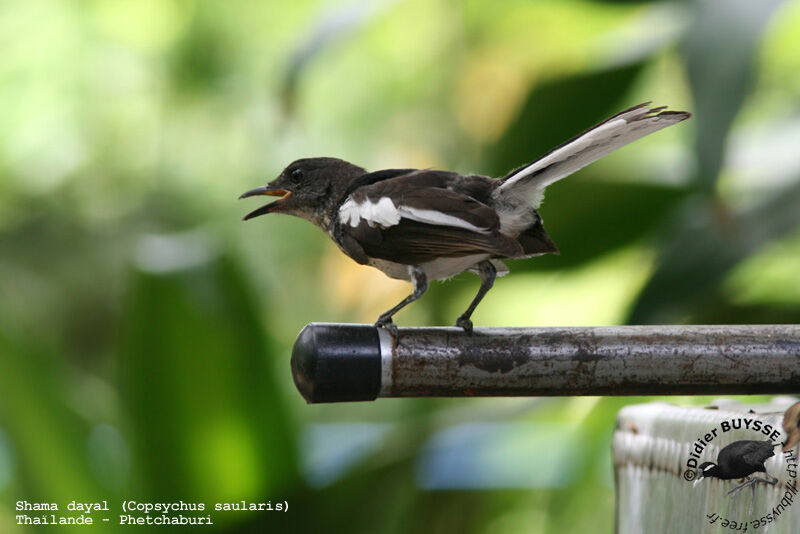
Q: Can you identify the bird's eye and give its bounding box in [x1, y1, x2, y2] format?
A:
[290, 168, 303, 182]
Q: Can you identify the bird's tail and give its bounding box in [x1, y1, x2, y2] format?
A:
[491, 103, 691, 210]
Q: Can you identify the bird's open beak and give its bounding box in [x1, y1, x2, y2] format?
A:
[239, 186, 293, 220]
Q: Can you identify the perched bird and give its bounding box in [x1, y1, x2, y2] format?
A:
[241, 103, 689, 333]
[694, 439, 781, 513]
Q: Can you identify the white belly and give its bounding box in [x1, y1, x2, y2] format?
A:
[368, 258, 414, 281]
[368, 254, 490, 282]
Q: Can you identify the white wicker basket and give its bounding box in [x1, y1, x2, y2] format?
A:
[614, 398, 799, 534]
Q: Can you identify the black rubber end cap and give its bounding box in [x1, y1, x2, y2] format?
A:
[291, 323, 382, 403]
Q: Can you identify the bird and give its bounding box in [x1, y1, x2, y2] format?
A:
[693, 439, 781, 514]
[240, 102, 690, 333]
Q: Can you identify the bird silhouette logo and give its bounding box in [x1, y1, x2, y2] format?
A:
[693, 439, 781, 491]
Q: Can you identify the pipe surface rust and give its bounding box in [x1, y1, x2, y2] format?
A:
[290, 323, 800, 403]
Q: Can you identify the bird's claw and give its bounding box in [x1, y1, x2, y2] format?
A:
[456, 316, 473, 334]
[375, 317, 398, 337]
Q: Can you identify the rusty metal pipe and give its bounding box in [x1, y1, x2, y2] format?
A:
[290, 323, 800, 403]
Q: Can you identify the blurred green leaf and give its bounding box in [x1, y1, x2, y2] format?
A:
[119, 235, 297, 508]
[169, 9, 230, 91]
[628, 0, 789, 323]
[522, 178, 687, 271]
[0, 328, 102, 523]
[683, 0, 785, 190]
[630, 178, 800, 323]
[485, 59, 647, 178]
[281, 3, 384, 117]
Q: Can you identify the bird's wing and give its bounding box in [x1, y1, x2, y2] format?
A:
[337, 181, 522, 264]
[340, 168, 418, 200]
[723, 440, 776, 471]
[340, 177, 501, 234]
[741, 441, 776, 467]
[493, 103, 690, 208]
[344, 220, 522, 264]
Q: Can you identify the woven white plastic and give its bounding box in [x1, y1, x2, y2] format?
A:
[614, 398, 799, 534]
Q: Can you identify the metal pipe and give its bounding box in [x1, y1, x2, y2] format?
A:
[291, 323, 800, 403]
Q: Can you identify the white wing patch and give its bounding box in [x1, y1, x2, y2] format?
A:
[339, 197, 400, 228]
[399, 207, 489, 233]
[338, 197, 489, 233]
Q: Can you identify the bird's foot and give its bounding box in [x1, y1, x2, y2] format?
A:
[728, 477, 764, 496]
[456, 316, 473, 334]
[375, 316, 398, 337]
[729, 476, 778, 497]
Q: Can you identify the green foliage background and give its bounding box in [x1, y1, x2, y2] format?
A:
[1, 0, 799, 532]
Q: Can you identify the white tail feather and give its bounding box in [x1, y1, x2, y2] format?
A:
[493, 103, 690, 211]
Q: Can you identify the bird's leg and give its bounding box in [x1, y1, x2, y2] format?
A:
[728, 476, 755, 496]
[456, 260, 497, 334]
[375, 266, 427, 336]
[729, 471, 780, 514]
[747, 473, 779, 487]
[764, 471, 779, 485]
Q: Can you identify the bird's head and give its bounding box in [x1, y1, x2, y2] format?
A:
[693, 462, 718, 487]
[240, 157, 365, 227]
